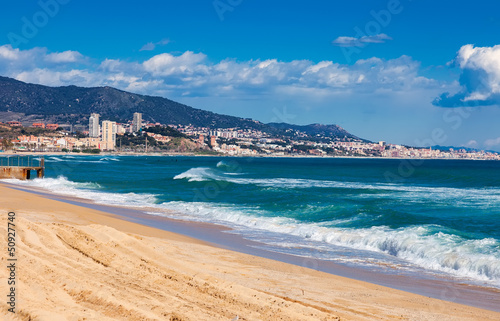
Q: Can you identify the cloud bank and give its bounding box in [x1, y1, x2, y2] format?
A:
[433, 44, 500, 107]
[0, 44, 438, 101]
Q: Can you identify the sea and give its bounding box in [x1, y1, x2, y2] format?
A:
[4, 155, 500, 290]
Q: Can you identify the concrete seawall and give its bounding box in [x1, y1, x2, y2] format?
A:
[0, 166, 44, 180]
[0, 157, 44, 180]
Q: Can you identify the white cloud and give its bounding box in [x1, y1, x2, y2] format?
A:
[140, 42, 156, 51]
[143, 51, 207, 76]
[434, 44, 500, 107]
[465, 140, 478, 147]
[16, 68, 96, 87]
[332, 33, 392, 47]
[0, 45, 88, 77]
[0, 45, 45, 71]
[45, 50, 85, 63]
[0, 45, 22, 60]
[484, 137, 500, 147]
[0, 44, 442, 102]
[157, 39, 170, 46]
[140, 38, 171, 51]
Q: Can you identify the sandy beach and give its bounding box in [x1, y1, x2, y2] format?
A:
[1, 184, 500, 320]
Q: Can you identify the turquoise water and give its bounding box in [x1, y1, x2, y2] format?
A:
[6, 155, 500, 288]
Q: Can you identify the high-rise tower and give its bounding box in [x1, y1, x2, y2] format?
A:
[132, 112, 142, 132]
[89, 113, 100, 137]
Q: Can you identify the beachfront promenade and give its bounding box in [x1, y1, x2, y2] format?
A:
[0, 156, 44, 180]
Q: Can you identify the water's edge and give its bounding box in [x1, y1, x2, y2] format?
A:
[5, 182, 500, 313]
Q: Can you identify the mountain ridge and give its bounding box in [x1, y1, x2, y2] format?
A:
[0, 76, 361, 141]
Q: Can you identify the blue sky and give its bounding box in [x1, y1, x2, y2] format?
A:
[1, 0, 500, 150]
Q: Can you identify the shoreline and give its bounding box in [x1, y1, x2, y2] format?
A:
[2, 182, 500, 320]
[1, 151, 498, 161]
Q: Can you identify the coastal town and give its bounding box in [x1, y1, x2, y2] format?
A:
[1, 113, 499, 160]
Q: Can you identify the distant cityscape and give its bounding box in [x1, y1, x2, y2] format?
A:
[1, 114, 500, 160]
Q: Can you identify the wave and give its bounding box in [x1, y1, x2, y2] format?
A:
[153, 201, 500, 284]
[5, 176, 157, 208]
[100, 157, 120, 162]
[6, 169, 500, 286]
[44, 156, 121, 163]
[45, 156, 65, 162]
[174, 166, 245, 182]
[216, 160, 230, 168]
[173, 167, 220, 182]
[216, 159, 242, 171]
[173, 167, 500, 205]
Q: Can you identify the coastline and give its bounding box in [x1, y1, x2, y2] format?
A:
[1, 150, 498, 161]
[2, 183, 500, 320]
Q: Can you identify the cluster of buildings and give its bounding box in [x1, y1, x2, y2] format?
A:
[15, 134, 100, 151]
[6, 121, 60, 130]
[232, 138, 500, 159]
[86, 112, 143, 150]
[379, 144, 500, 160]
[2, 116, 500, 159]
[172, 125, 269, 140]
[213, 136, 500, 159]
[4, 113, 144, 151]
[170, 124, 500, 159]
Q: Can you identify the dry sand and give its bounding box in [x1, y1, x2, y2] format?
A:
[1, 184, 499, 321]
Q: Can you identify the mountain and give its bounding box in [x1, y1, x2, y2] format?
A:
[0, 76, 259, 128]
[268, 123, 362, 141]
[0, 76, 361, 140]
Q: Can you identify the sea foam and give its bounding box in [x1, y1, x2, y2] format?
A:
[153, 200, 500, 284]
[6, 163, 500, 287]
[5, 176, 157, 208]
[174, 166, 500, 206]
